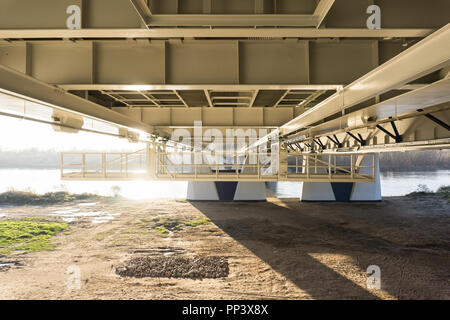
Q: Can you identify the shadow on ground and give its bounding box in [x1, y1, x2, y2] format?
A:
[190, 198, 450, 299]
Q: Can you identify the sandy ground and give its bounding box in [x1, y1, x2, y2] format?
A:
[0, 195, 449, 300]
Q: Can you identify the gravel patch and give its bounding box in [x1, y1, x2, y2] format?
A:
[116, 256, 229, 279]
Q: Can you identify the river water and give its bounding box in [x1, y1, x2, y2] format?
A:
[0, 169, 448, 200]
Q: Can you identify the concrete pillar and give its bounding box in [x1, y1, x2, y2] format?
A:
[300, 154, 381, 202]
[187, 181, 266, 201]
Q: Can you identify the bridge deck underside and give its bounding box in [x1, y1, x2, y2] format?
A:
[0, 0, 448, 160]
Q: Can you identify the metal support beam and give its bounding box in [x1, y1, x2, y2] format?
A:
[249, 90, 258, 108]
[59, 84, 342, 92]
[129, 0, 152, 27]
[347, 131, 366, 146]
[281, 24, 450, 136]
[327, 135, 339, 146]
[146, 14, 318, 27]
[0, 110, 124, 139]
[424, 113, 450, 131]
[298, 90, 327, 108]
[0, 64, 153, 134]
[314, 138, 325, 149]
[390, 120, 401, 141]
[204, 89, 213, 108]
[376, 123, 402, 143]
[285, 78, 450, 145]
[314, 0, 335, 28]
[333, 134, 341, 146]
[0, 28, 434, 40]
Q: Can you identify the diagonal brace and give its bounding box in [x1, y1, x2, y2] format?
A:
[376, 121, 402, 143]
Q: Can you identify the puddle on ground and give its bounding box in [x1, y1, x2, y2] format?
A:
[0, 206, 15, 218]
[92, 213, 120, 224]
[78, 202, 97, 207]
[52, 208, 80, 214]
[50, 208, 120, 224]
[0, 261, 22, 271]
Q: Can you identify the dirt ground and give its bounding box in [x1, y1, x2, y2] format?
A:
[0, 195, 449, 300]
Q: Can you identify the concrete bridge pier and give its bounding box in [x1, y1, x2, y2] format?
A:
[300, 154, 382, 202]
[187, 181, 267, 201]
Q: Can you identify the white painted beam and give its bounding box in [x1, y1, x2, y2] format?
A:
[281, 23, 450, 136]
[286, 78, 450, 142]
[0, 64, 153, 134]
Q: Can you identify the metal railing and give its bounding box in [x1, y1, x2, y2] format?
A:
[61, 148, 376, 182]
[155, 151, 375, 182]
[285, 153, 375, 182]
[61, 149, 147, 180]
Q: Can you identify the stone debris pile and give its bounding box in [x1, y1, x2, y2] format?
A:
[116, 256, 229, 279]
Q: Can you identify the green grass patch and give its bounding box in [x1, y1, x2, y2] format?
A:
[0, 219, 68, 255]
[436, 185, 450, 198]
[152, 217, 211, 236]
[154, 226, 170, 235]
[407, 185, 450, 200]
[183, 218, 211, 227]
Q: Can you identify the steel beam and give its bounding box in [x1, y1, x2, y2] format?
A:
[0, 28, 434, 40]
[424, 113, 450, 131]
[59, 84, 342, 91]
[375, 123, 401, 143]
[314, 0, 335, 28]
[281, 23, 450, 136]
[285, 78, 450, 143]
[0, 39, 388, 87]
[287, 104, 450, 150]
[0, 110, 127, 139]
[347, 131, 366, 145]
[146, 14, 318, 27]
[0, 64, 153, 134]
[130, 0, 152, 27]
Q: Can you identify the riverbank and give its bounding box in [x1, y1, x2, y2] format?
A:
[1, 169, 450, 199]
[0, 193, 448, 300]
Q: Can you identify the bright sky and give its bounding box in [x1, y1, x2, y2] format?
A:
[0, 115, 145, 152]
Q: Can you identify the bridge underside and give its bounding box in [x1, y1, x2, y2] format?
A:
[0, 0, 449, 201]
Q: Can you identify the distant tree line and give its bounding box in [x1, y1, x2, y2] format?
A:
[379, 150, 450, 172]
[0, 148, 59, 169]
[0, 148, 449, 172]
